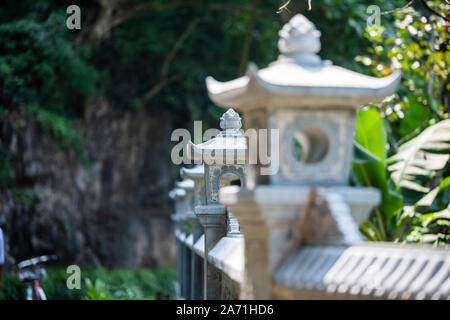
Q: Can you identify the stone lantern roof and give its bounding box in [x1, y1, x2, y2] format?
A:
[180, 164, 205, 180]
[206, 14, 401, 109]
[188, 108, 246, 163]
[168, 188, 186, 200]
[180, 164, 207, 210]
[175, 177, 195, 190]
[174, 178, 195, 217]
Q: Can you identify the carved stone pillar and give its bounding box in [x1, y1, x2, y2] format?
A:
[181, 165, 206, 300]
[241, 217, 270, 299]
[174, 178, 195, 299]
[195, 204, 227, 299]
[169, 188, 186, 299]
[241, 107, 269, 188]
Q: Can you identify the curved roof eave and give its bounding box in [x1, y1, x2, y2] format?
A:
[206, 63, 401, 109]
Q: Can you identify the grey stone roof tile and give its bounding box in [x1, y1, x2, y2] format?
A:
[274, 243, 450, 299]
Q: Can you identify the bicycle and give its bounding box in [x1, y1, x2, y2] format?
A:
[17, 255, 57, 300]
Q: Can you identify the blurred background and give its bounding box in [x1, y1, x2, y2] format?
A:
[0, 0, 448, 299]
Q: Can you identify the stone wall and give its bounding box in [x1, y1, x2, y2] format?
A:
[0, 98, 176, 268]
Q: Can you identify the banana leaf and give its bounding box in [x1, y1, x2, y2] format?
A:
[353, 109, 403, 221]
[388, 119, 450, 199]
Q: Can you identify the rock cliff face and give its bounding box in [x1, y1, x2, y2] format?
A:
[0, 98, 177, 268]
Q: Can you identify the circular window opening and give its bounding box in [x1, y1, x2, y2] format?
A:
[292, 127, 329, 163]
[220, 173, 241, 189]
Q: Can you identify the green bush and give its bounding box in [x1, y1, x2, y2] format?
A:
[0, 273, 22, 300]
[0, 267, 175, 300]
[354, 2, 450, 244]
[0, 11, 99, 184]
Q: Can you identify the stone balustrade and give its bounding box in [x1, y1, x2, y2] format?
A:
[170, 176, 245, 299]
[169, 14, 449, 300]
[170, 107, 246, 300]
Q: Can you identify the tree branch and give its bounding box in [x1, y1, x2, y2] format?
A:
[238, 2, 258, 76]
[277, 0, 312, 14]
[141, 67, 201, 105]
[161, 18, 201, 79]
[381, 0, 449, 21]
[75, 1, 274, 49]
[277, 0, 292, 14]
[420, 0, 449, 22]
[139, 17, 203, 106]
[381, 0, 415, 15]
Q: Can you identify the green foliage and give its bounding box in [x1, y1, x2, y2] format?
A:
[82, 268, 176, 300]
[352, 108, 403, 241]
[0, 273, 22, 300]
[0, 13, 98, 112]
[416, 176, 450, 208]
[11, 186, 45, 207]
[306, 0, 403, 70]
[182, 223, 193, 234]
[389, 119, 450, 202]
[354, 117, 450, 243]
[0, 0, 408, 175]
[357, 3, 449, 141]
[406, 206, 450, 244]
[353, 140, 380, 164]
[0, 268, 176, 300]
[97, 0, 407, 126]
[402, 171, 450, 245]
[354, 1, 449, 244]
[0, 0, 447, 247]
[84, 278, 152, 300]
[0, 10, 98, 184]
[29, 104, 88, 164]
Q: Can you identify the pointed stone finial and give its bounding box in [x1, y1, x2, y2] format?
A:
[278, 14, 321, 54]
[220, 108, 242, 130]
[277, 14, 322, 66]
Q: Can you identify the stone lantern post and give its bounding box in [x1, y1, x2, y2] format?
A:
[207, 15, 401, 299]
[173, 178, 194, 299]
[180, 165, 205, 299]
[188, 108, 247, 299]
[169, 187, 186, 299]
